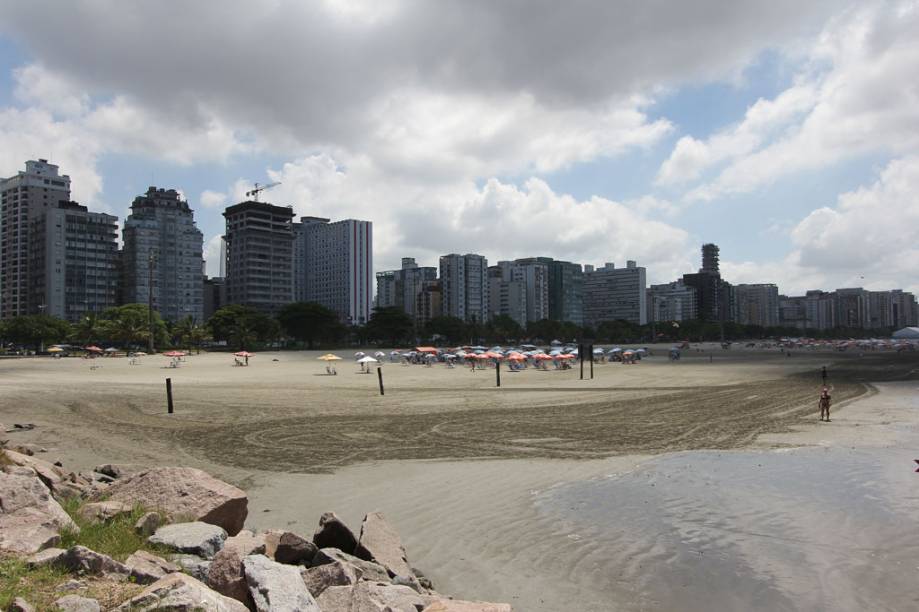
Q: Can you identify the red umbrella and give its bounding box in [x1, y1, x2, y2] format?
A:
[84, 345, 103, 353]
[234, 351, 254, 358]
[163, 351, 186, 357]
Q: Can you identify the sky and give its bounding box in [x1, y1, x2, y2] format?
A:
[0, 0, 917, 295]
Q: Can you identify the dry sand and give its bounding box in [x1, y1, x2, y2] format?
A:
[2, 347, 918, 610]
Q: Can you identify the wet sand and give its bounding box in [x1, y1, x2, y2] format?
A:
[2, 348, 917, 610]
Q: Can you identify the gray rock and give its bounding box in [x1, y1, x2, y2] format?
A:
[9, 597, 36, 612]
[114, 573, 248, 611]
[92, 463, 141, 479]
[169, 554, 212, 582]
[56, 579, 86, 592]
[26, 546, 67, 568]
[105, 467, 247, 535]
[243, 554, 321, 611]
[3, 450, 87, 500]
[133, 511, 161, 536]
[53, 595, 101, 612]
[78, 501, 132, 522]
[206, 530, 268, 607]
[149, 521, 227, 558]
[355, 511, 414, 579]
[301, 560, 361, 598]
[2, 465, 37, 477]
[271, 530, 317, 565]
[350, 581, 428, 611]
[223, 529, 266, 556]
[60, 545, 130, 578]
[0, 471, 78, 554]
[393, 574, 424, 593]
[313, 511, 358, 553]
[125, 550, 180, 584]
[413, 566, 435, 590]
[421, 600, 513, 612]
[312, 547, 391, 582]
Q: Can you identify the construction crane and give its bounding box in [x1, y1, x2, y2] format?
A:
[246, 181, 281, 202]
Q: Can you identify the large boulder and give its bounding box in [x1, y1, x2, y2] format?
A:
[313, 511, 358, 553]
[243, 554, 321, 611]
[206, 531, 265, 606]
[53, 595, 101, 612]
[422, 600, 513, 612]
[133, 512, 161, 536]
[9, 597, 35, 612]
[312, 547, 390, 582]
[169, 554, 212, 582]
[0, 471, 78, 554]
[78, 501, 132, 522]
[3, 450, 87, 499]
[301, 560, 361, 598]
[104, 467, 247, 535]
[267, 530, 316, 565]
[124, 550, 180, 585]
[149, 521, 227, 558]
[355, 512, 414, 579]
[27, 547, 67, 569]
[319, 581, 428, 612]
[115, 573, 248, 611]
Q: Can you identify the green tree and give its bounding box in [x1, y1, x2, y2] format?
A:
[174, 316, 211, 354]
[487, 314, 524, 343]
[424, 316, 467, 344]
[208, 304, 278, 350]
[1, 315, 71, 350]
[277, 302, 346, 349]
[102, 304, 168, 349]
[365, 307, 415, 347]
[70, 313, 107, 345]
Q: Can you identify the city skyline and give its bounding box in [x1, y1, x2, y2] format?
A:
[0, 2, 916, 296]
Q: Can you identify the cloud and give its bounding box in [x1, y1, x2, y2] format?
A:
[203, 234, 225, 278]
[261, 152, 694, 285]
[675, 2, 919, 201]
[199, 189, 228, 209]
[720, 156, 919, 295]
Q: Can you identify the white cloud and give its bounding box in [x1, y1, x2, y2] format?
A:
[721, 156, 919, 295]
[204, 234, 225, 278]
[199, 189, 228, 209]
[678, 2, 919, 201]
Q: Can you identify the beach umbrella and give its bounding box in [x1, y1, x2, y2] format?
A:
[317, 354, 342, 361]
[608, 347, 622, 353]
[47, 346, 64, 353]
[133, 351, 147, 356]
[233, 351, 253, 358]
[354, 351, 366, 359]
[357, 356, 378, 363]
[163, 350, 186, 357]
[105, 347, 118, 353]
[415, 346, 438, 354]
[592, 348, 605, 354]
[84, 345, 103, 353]
[549, 349, 562, 356]
[374, 351, 386, 358]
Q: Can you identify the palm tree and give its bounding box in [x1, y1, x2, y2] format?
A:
[174, 316, 211, 354]
[70, 313, 106, 346]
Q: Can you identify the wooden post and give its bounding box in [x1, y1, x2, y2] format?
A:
[166, 377, 174, 414]
[579, 344, 584, 380]
[377, 367, 384, 396]
[589, 344, 594, 379]
[496, 361, 501, 387]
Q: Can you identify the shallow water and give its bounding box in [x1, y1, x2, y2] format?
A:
[535, 432, 919, 610]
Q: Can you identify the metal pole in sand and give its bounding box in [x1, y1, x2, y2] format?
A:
[377, 366, 385, 396]
[166, 377, 174, 414]
[496, 360, 501, 387]
[579, 344, 585, 380]
[590, 344, 594, 379]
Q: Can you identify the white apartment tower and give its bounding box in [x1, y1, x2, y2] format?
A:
[440, 253, 489, 324]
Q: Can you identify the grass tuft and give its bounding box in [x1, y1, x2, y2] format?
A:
[59, 498, 170, 562]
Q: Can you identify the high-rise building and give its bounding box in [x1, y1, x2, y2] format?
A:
[122, 187, 204, 322]
[583, 260, 647, 327]
[488, 260, 549, 324]
[682, 243, 733, 323]
[804, 290, 836, 330]
[223, 201, 294, 315]
[29, 201, 119, 321]
[439, 253, 489, 324]
[202, 276, 227, 320]
[1, 160, 72, 319]
[647, 280, 697, 322]
[734, 283, 779, 327]
[834, 288, 869, 329]
[293, 216, 372, 325]
[415, 279, 443, 328]
[890, 290, 918, 328]
[374, 257, 436, 324]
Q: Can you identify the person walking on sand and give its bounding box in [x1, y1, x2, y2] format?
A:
[819, 387, 832, 422]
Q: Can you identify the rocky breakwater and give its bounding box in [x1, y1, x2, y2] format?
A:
[0, 447, 512, 611]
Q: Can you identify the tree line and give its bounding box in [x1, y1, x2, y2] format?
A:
[0, 302, 900, 353]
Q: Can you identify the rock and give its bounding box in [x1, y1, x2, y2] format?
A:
[2, 450, 82, 499]
[206, 532, 264, 606]
[60, 545, 130, 579]
[413, 567, 434, 590]
[9, 597, 35, 612]
[313, 511, 359, 553]
[10, 444, 35, 456]
[92, 463, 140, 480]
[104, 467, 247, 535]
[312, 547, 391, 582]
[149, 521, 228, 558]
[3, 465, 37, 477]
[169, 554, 212, 582]
[315, 585, 354, 611]
[53, 595, 101, 612]
[27, 546, 67, 568]
[355, 511, 414, 579]
[350, 581, 428, 612]
[301, 560, 361, 598]
[56, 579, 86, 592]
[125, 550, 180, 585]
[242, 554, 321, 611]
[422, 600, 513, 612]
[393, 575, 424, 593]
[0, 471, 78, 554]
[115, 573, 248, 612]
[78, 500, 132, 522]
[134, 511, 161, 536]
[270, 530, 317, 565]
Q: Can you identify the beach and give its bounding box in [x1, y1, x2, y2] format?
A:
[2, 347, 917, 610]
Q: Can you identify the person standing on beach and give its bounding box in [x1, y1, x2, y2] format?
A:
[819, 387, 831, 422]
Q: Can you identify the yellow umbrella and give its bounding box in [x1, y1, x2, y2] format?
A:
[317, 354, 342, 361]
[47, 347, 64, 353]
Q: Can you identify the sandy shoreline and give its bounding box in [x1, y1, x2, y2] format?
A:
[2, 349, 917, 610]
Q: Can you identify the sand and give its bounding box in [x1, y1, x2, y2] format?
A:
[2, 347, 918, 610]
